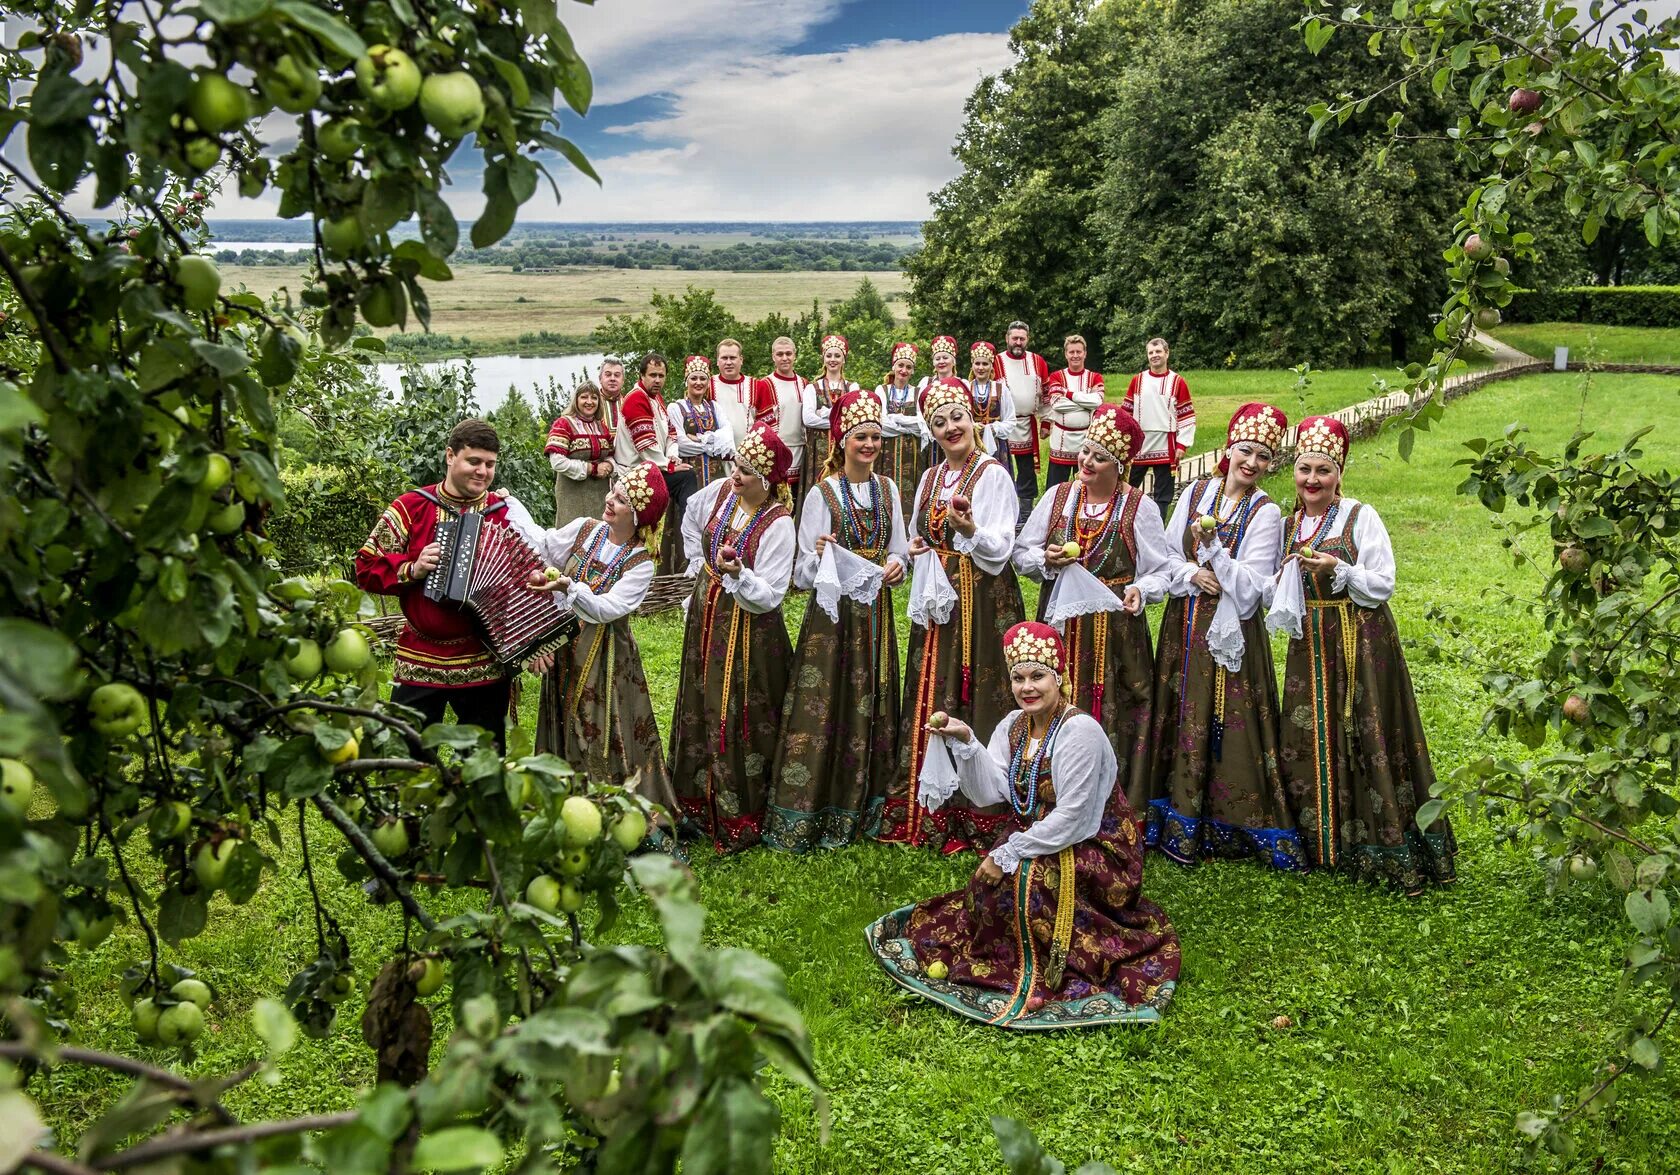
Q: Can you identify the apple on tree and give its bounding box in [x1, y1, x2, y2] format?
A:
[419, 72, 486, 140]
[193, 837, 239, 889]
[0, 758, 34, 815]
[261, 53, 323, 115]
[355, 45, 422, 111]
[186, 74, 253, 135]
[370, 817, 410, 859]
[525, 874, 561, 913]
[173, 256, 221, 313]
[414, 957, 447, 997]
[561, 796, 603, 847]
[323, 628, 372, 674]
[157, 1000, 205, 1046]
[284, 637, 323, 681]
[88, 682, 146, 739]
[610, 808, 648, 853]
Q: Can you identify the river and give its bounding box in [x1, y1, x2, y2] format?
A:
[372, 353, 609, 410]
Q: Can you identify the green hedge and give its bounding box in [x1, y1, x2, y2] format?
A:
[1506, 286, 1680, 327]
[269, 462, 401, 575]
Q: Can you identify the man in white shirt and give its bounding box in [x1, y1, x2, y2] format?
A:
[1044, 334, 1105, 490]
[766, 335, 807, 502]
[997, 319, 1049, 517]
[1121, 336, 1196, 516]
[711, 337, 776, 461]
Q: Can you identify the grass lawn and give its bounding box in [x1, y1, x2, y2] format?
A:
[1491, 322, 1680, 366]
[46, 373, 1680, 1172]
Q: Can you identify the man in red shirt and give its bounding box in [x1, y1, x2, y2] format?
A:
[1043, 334, 1105, 489]
[1121, 336, 1196, 515]
[354, 419, 516, 747]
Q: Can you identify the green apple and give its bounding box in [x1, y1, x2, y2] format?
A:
[558, 883, 585, 914]
[1060, 541, 1081, 560]
[558, 846, 590, 877]
[1568, 854, 1599, 881]
[317, 117, 362, 162]
[926, 960, 949, 980]
[359, 282, 403, 328]
[544, 566, 562, 583]
[0, 758, 34, 815]
[525, 874, 561, 913]
[610, 809, 648, 853]
[414, 957, 446, 997]
[1463, 233, 1495, 262]
[320, 214, 366, 259]
[174, 255, 221, 312]
[194, 838, 238, 889]
[419, 71, 485, 139]
[324, 628, 372, 673]
[170, 978, 212, 1010]
[355, 45, 422, 111]
[284, 637, 323, 680]
[183, 136, 222, 172]
[1198, 515, 1218, 533]
[261, 53, 322, 114]
[132, 997, 162, 1043]
[324, 732, 359, 766]
[152, 800, 192, 840]
[370, 818, 410, 859]
[205, 500, 245, 535]
[560, 796, 603, 847]
[157, 1000, 205, 1046]
[1474, 307, 1502, 330]
[339, 793, 366, 820]
[202, 452, 233, 492]
[187, 74, 253, 134]
[73, 910, 116, 949]
[322, 973, 355, 1004]
[88, 682, 146, 739]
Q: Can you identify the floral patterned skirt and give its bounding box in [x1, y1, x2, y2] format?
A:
[1145, 597, 1305, 870]
[667, 579, 792, 852]
[866, 805, 1180, 1029]
[767, 591, 899, 852]
[1059, 608, 1156, 814]
[1280, 599, 1456, 891]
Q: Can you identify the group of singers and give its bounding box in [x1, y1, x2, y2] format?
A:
[355, 327, 1457, 1029]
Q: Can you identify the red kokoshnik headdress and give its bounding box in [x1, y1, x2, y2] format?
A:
[891, 341, 919, 365]
[930, 335, 959, 360]
[1004, 621, 1067, 679]
[821, 333, 849, 356]
[829, 389, 882, 451]
[683, 354, 711, 381]
[1085, 404, 1144, 468]
[918, 376, 976, 422]
[1218, 402, 1288, 475]
[735, 421, 793, 486]
[615, 461, 669, 529]
[969, 340, 997, 367]
[1294, 415, 1349, 469]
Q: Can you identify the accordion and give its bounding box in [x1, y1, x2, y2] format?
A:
[425, 508, 579, 666]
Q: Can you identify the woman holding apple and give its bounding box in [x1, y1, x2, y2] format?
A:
[1265, 416, 1455, 892]
[877, 379, 1025, 852]
[1144, 402, 1304, 871]
[1014, 405, 1172, 808]
[798, 334, 860, 505]
[768, 391, 909, 852]
[544, 382, 615, 528]
[667, 422, 797, 852]
[866, 622, 1180, 1029]
[505, 463, 679, 830]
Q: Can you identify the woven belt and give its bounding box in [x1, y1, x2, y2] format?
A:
[1307, 597, 1358, 716]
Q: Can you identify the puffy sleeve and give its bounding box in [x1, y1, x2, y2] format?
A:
[884, 478, 910, 575]
[951, 460, 1019, 574]
[752, 378, 779, 426]
[725, 514, 794, 613]
[680, 479, 724, 574]
[792, 482, 830, 591]
[989, 714, 1116, 874]
[1159, 483, 1198, 597]
[501, 497, 584, 568]
[568, 554, 654, 625]
[801, 383, 831, 429]
[354, 495, 421, 595]
[930, 713, 1018, 809]
[668, 402, 708, 458]
[1201, 498, 1284, 619]
[1129, 494, 1174, 604]
[1335, 503, 1397, 607]
[1012, 491, 1059, 580]
[1072, 373, 1105, 409]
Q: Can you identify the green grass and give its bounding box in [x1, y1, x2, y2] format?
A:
[48, 373, 1680, 1171]
[1491, 322, 1680, 366]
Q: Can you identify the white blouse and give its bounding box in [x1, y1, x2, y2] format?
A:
[875, 383, 928, 443]
[666, 398, 734, 460]
[925, 710, 1117, 874]
[1267, 496, 1396, 617]
[801, 378, 860, 430]
[792, 475, 909, 590]
[679, 478, 795, 614]
[494, 507, 653, 626]
[1161, 479, 1283, 620]
[1013, 487, 1174, 604]
[911, 457, 1020, 575]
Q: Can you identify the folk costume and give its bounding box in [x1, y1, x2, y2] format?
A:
[614, 376, 679, 473]
[1267, 416, 1456, 892]
[999, 342, 1050, 515]
[866, 623, 1181, 1029]
[799, 335, 860, 501]
[768, 392, 910, 852]
[968, 340, 1016, 466]
[1121, 366, 1196, 517]
[660, 356, 732, 574]
[667, 423, 797, 852]
[1014, 406, 1172, 809]
[767, 365, 808, 496]
[879, 379, 1025, 852]
[501, 466, 678, 824]
[877, 341, 929, 510]
[915, 336, 970, 421]
[353, 483, 514, 745]
[1044, 363, 1105, 490]
[711, 370, 777, 457]
[1146, 403, 1304, 870]
[545, 398, 614, 528]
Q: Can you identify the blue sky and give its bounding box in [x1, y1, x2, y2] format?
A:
[511, 0, 1032, 220]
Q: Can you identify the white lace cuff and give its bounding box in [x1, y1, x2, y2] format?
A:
[1330, 559, 1355, 594]
[1207, 590, 1245, 673]
[990, 838, 1024, 875]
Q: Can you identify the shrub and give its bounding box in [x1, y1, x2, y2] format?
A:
[1506, 286, 1680, 327]
[269, 462, 401, 575]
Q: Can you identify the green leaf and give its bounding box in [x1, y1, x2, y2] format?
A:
[189, 338, 252, 375]
[199, 0, 272, 22]
[0, 379, 42, 433]
[992, 1116, 1065, 1175]
[273, 0, 367, 58]
[630, 853, 703, 969]
[1643, 206, 1663, 248]
[551, 135, 601, 184]
[252, 997, 298, 1056]
[1413, 798, 1445, 831]
[411, 1126, 502, 1172]
[0, 620, 80, 699]
[678, 1078, 777, 1175]
[470, 191, 516, 250]
[0, 1089, 45, 1173]
[1629, 1035, 1661, 1070]
[1625, 889, 1671, 935]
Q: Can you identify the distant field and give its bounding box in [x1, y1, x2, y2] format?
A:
[1492, 322, 1680, 365]
[220, 265, 911, 346]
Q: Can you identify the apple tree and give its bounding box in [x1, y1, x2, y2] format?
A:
[1302, 0, 1680, 1156]
[0, 2, 821, 1172]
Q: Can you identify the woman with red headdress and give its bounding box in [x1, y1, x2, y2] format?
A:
[1015, 404, 1172, 808]
[1267, 415, 1455, 892]
[667, 421, 797, 852]
[505, 464, 679, 831]
[659, 354, 732, 573]
[876, 341, 928, 509]
[866, 621, 1180, 1028]
[968, 340, 1015, 465]
[799, 333, 861, 499]
[918, 335, 968, 403]
[1145, 402, 1304, 871]
[878, 379, 1025, 852]
[768, 391, 909, 851]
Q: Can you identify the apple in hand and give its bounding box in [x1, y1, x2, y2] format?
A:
[927, 711, 949, 730]
[1198, 515, 1218, 533]
[718, 544, 738, 564]
[89, 682, 147, 739]
[544, 567, 562, 583]
[1060, 541, 1081, 560]
[950, 494, 970, 514]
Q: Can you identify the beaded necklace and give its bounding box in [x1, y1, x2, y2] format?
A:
[887, 382, 914, 411]
[705, 491, 777, 569]
[972, 379, 998, 421]
[837, 475, 886, 553]
[1068, 484, 1120, 566]
[577, 522, 639, 593]
[1007, 703, 1071, 818]
[1288, 499, 1341, 555]
[1199, 480, 1262, 555]
[924, 457, 976, 544]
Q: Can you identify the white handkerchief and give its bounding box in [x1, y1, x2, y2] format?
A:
[1265, 557, 1307, 641]
[813, 544, 885, 622]
[1043, 561, 1125, 630]
[917, 738, 961, 811]
[1206, 589, 1245, 673]
[907, 549, 957, 628]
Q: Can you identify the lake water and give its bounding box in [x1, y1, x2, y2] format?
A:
[373, 353, 609, 410]
[211, 241, 317, 252]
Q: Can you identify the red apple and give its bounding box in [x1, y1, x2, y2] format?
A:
[719, 544, 738, 563]
[1508, 88, 1542, 116]
[1464, 234, 1495, 262]
[1559, 546, 1588, 574]
[1562, 695, 1590, 726]
[951, 494, 970, 513]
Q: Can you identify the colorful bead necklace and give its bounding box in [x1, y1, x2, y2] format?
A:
[1008, 703, 1071, 818]
[1288, 499, 1341, 555]
[577, 522, 640, 592]
[705, 492, 777, 570]
[838, 475, 887, 553]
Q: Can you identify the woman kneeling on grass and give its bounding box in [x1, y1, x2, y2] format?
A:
[768, 390, 909, 851]
[667, 422, 796, 852]
[866, 621, 1181, 1029]
[1266, 415, 1456, 894]
[505, 464, 679, 835]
